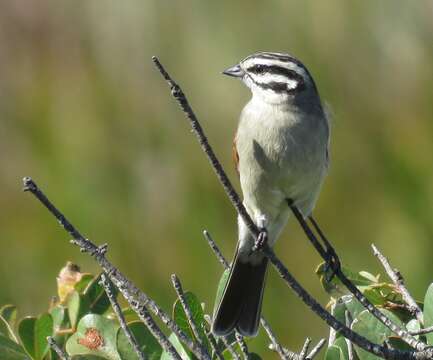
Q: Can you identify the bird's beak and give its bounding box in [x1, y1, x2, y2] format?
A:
[222, 64, 245, 78]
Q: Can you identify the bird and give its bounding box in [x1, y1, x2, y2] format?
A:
[212, 52, 330, 337]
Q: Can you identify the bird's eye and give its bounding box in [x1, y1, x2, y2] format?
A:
[248, 64, 267, 74]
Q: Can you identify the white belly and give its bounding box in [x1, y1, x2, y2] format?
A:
[236, 98, 329, 238]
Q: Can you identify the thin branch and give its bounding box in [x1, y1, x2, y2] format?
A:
[270, 338, 326, 360]
[47, 336, 70, 360]
[204, 229, 289, 360]
[100, 273, 146, 360]
[171, 274, 203, 346]
[203, 230, 229, 268]
[235, 332, 249, 359]
[152, 58, 433, 359]
[23, 177, 209, 360]
[410, 326, 433, 336]
[297, 211, 425, 351]
[345, 311, 354, 360]
[372, 244, 423, 324]
[299, 338, 311, 359]
[204, 327, 225, 360]
[152, 56, 259, 241]
[306, 339, 326, 360]
[204, 315, 241, 360]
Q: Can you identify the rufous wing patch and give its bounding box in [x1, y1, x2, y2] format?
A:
[232, 136, 240, 176]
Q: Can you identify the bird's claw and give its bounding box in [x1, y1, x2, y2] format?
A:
[252, 230, 268, 252]
[323, 247, 341, 282]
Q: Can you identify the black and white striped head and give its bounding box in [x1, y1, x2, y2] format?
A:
[223, 52, 318, 105]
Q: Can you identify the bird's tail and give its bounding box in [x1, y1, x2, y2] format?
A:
[212, 248, 268, 337]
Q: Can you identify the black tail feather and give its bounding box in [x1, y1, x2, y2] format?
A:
[212, 249, 268, 337]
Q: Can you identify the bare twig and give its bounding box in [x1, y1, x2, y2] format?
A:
[372, 244, 423, 324]
[47, 336, 70, 360]
[204, 327, 225, 360]
[235, 332, 249, 359]
[204, 315, 241, 360]
[299, 338, 311, 359]
[23, 177, 209, 360]
[203, 230, 229, 268]
[171, 274, 203, 346]
[270, 338, 325, 360]
[410, 326, 433, 336]
[294, 210, 424, 351]
[204, 229, 290, 360]
[152, 56, 259, 241]
[221, 336, 241, 360]
[345, 311, 354, 360]
[100, 273, 146, 360]
[306, 339, 326, 360]
[152, 58, 433, 359]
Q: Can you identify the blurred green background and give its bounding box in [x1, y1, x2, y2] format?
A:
[1, 0, 432, 356]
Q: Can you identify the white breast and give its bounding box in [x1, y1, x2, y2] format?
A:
[235, 96, 329, 221]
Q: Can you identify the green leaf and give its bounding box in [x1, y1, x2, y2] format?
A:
[0, 334, 27, 360]
[74, 274, 95, 293]
[333, 337, 349, 360]
[351, 309, 403, 360]
[423, 283, 433, 345]
[50, 304, 70, 359]
[173, 291, 209, 351]
[72, 356, 108, 359]
[325, 345, 346, 360]
[0, 305, 17, 329]
[406, 319, 421, 340]
[116, 321, 162, 360]
[18, 313, 53, 360]
[66, 314, 120, 360]
[331, 297, 349, 338]
[387, 336, 412, 351]
[343, 296, 364, 321]
[0, 305, 18, 342]
[83, 274, 114, 315]
[68, 291, 90, 329]
[249, 353, 262, 360]
[0, 316, 18, 343]
[160, 333, 192, 360]
[316, 263, 377, 297]
[213, 269, 230, 315]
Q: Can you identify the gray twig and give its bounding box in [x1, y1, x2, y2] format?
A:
[203, 229, 290, 360]
[372, 244, 423, 324]
[151, 56, 433, 359]
[171, 274, 203, 346]
[47, 336, 70, 360]
[204, 327, 225, 360]
[345, 311, 354, 360]
[100, 273, 146, 360]
[261, 317, 290, 360]
[203, 230, 229, 268]
[306, 339, 326, 360]
[221, 336, 241, 360]
[235, 332, 249, 359]
[299, 338, 311, 359]
[410, 326, 433, 336]
[302, 213, 424, 351]
[204, 315, 241, 360]
[23, 177, 209, 360]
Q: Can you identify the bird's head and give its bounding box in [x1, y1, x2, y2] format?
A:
[223, 52, 318, 105]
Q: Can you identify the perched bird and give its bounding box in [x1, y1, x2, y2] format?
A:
[212, 52, 330, 337]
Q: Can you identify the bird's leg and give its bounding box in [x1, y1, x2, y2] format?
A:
[308, 216, 341, 282]
[286, 199, 341, 282]
[252, 214, 269, 252]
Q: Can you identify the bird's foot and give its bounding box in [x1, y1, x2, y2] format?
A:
[252, 229, 268, 252]
[323, 246, 341, 282]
